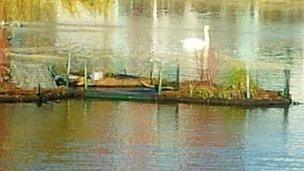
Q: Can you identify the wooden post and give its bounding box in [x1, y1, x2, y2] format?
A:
[0, 20, 5, 29]
[150, 69, 154, 85]
[37, 83, 42, 106]
[256, 70, 259, 87]
[37, 83, 41, 98]
[284, 69, 290, 98]
[158, 65, 163, 95]
[67, 53, 71, 75]
[150, 61, 154, 85]
[66, 53, 71, 87]
[176, 64, 180, 90]
[189, 84, 193, 97]
[246, 66, 250, 99]
[84, 59, 88, 90]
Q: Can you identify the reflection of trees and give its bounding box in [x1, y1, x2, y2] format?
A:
[0, 0, 114, 22]
[0, 112, 8, 170]
[0, 0, 115, 54]
[60, 0, 114, 17]
[0, 0, 56, 22]
[0, 103, 69, 170]
[179, 105, 247, 148]
[66, 100, 117, 142]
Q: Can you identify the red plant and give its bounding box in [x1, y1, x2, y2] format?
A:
[0, 29, 10, 80]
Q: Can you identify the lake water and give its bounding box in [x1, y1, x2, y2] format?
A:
[1, 0, 304, 170]
[0, 101, 304, 170]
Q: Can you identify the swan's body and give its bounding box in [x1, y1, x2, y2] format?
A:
[182, 38, 207, 52]
[181, 25, 211, 82]
[182, 25, 210, 53]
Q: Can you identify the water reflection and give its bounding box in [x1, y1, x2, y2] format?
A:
[0, 0, 116, 22]
[0, 100, 302, 170]
[1, 1, 304, 169]
[3, 1, 303, 84]
[3, 1, 304, 71]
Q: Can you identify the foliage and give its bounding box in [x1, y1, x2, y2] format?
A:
[224, 67, 247, 90]
[60, 0, 113, 16]
[193, 87, 214, 99]
[0, 0, 114, 22]
[218, 89, 232, 99]
[0, 0, 56, 22]
[221, 67, 259, 97]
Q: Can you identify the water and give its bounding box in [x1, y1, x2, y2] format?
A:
[0, 100, 303, 170]
[1, 0, 304, 170]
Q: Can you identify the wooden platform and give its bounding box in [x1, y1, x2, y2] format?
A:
[85, 87, 292, 108]
[85, 87, 159, 101]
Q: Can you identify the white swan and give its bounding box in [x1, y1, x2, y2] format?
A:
[181, 25, 210, 80]
[182, 25, 210, 53]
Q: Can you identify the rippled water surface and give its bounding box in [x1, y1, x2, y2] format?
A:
[2, 0, 304, 99]
[1, 0, 304, 170]
[0, 100, 304, 170]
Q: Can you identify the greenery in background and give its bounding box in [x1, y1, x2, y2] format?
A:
[221, 66, 258, 98]
[193, 87, 214, 99]
[0, 0, 114, 22]
[0, 0, 56, 22]
[193, 65, 260, 99]
[60, 0, 113, 17]
[224, 67, 247, 90]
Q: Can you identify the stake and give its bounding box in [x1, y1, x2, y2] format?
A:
[284, 69, 291, 98]
[150, 60, 155, 85]
[150, 69, 154, 85]
[256, 70, 259, 87]
[0, 20, 5, 28]
[176, 64, 180, 90]
[66, 53, 71, 87]
[37, 83, 41, 98]
[37, 83, 42, 106]
[158, 65, 163, 95]
[189, 83, 193, 97]
[246, 66, 250, 99]
[84, 59, 88, 90]
[67, 53, 71, 75]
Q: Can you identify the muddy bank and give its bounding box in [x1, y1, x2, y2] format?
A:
[0, 86, 83, 103]
[85, 87, 291, 108]
[157, 95, 291, 108]
[0, 76, 291, 107]
[0, 84, 291, 107]
[74, 75, 291, 108]
[77, 76, 163, 88]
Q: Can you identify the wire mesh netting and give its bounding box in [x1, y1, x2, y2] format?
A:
[61, 50, 288, 93]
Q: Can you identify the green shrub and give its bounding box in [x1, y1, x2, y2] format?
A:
[193, 88, 214, 99]
[218, 89, 232, 99]
[222, 67, 258, 96]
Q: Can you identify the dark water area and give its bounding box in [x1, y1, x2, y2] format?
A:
[0, 100, 304, 170]
[1, 0, 304, 170]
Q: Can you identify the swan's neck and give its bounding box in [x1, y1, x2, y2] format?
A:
[204, 29, 210, 46]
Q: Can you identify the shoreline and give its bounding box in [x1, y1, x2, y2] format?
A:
[0, 86, 291, 108]
[85, 87, 291, 108]
[0, 88, 83, 103]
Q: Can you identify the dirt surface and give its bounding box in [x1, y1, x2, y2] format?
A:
[174, 81, 284, 100]
[79, 77, 284, 101]
[0, 76, 287, 106]
[0, 82, 83, 103]
[77, 76, 162, 87]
